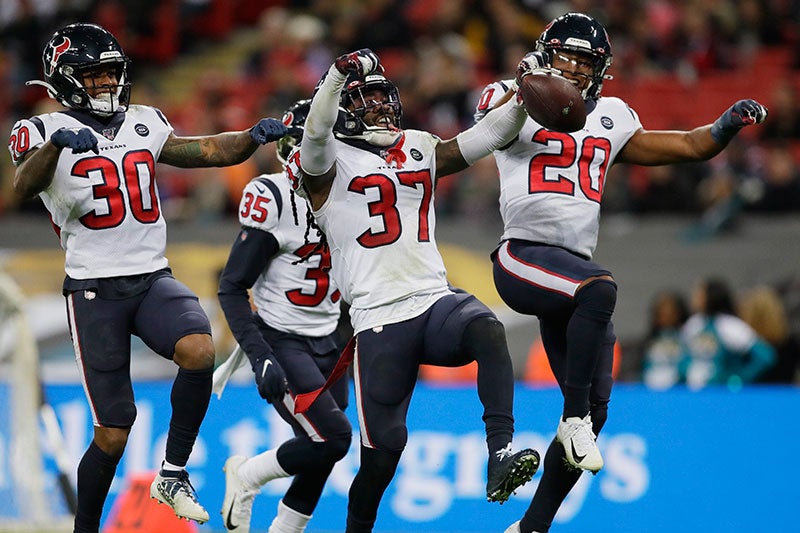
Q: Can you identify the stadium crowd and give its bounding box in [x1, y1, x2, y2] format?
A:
[2, 0, 799, 385]
[3, 0, 800, 218]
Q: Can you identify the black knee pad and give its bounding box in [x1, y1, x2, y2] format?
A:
[374, 424, 408, 454]
[575, 279, 617, 322]
[314, 434, 352, 463]
[462, 316, 507, 354]
[106, 399, 137, 428]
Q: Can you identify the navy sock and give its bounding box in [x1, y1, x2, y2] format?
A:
[563, 280, 616, 418]
[346, 446, 401, 532]
[73, 441, 122, 533]
[521, 438, 582, 533]
[166, 366, 212, 467]
[462, 317, 515, 455]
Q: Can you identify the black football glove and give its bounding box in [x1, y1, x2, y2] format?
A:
[334, 48, 382, 77]
[250, 118, 290, 145]
[516, 51, 551, 85]
[252, 353, 288, 403]
[710, 99, 768, 144]
[50, 127, 99, 154]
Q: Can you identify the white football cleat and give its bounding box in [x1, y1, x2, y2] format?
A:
[150, 469, 209, 523]
[556, 414, 603, 473]
[221, 455, 259, 532]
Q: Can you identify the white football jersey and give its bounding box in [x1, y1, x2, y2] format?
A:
[8, 105, 173, 278]
[287, 130, 452, 334]
[238, 173, 341, 337]
[478, 80, 642, 259]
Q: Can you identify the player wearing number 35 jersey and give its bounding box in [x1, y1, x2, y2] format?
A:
[475, 13, 768, 533]
[8, 23, 290, 532]
[213, 100, 352, 533]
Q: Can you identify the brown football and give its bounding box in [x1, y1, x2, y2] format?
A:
[519, 72, 586, 133]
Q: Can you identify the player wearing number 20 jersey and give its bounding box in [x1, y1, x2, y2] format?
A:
[477, 13, 767, 533]
[478, 80, 640, 259]
[9, 105, 172, 278]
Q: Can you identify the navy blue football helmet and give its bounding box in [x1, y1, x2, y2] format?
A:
[535, 13, 613, 100]
[277, 99, 311, 164]
[31, 23, 131, 116]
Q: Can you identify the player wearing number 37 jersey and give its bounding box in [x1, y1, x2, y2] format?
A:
[8, 23, 289, 533]
[289, 48, 542, 533]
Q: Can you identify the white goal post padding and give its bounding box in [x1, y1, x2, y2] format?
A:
[0, 270, 67, 530]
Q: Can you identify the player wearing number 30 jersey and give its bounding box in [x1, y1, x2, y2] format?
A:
[10, 105, 173, 278]
[8, 23, 290, 532]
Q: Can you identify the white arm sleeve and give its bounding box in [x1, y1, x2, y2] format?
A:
[300, 66, 347, 176]
[456, 95, 528, 165]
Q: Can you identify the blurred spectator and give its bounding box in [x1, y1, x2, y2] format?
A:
[745, 141, 800, 212]
[244, 7, 331, 110]
[634, 290, 691, 390]
[670, 1, 738, 82]
[3, 0, 800, 224]
[760, 81, 800, 140]
[739, 285, 800, 384]
[681, 277, 776, 390]
[624, 161, 708, 214]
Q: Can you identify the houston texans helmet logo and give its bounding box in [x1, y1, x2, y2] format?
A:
[46, 37, 71, 77]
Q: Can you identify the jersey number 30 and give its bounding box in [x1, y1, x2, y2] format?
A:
[72, 150, 160, 229]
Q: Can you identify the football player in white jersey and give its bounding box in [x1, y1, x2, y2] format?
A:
[473, 13, 768, 533]
[213, 100, 352, 533]
[287, 49, 541, 532]
[8, 23, 290, 531]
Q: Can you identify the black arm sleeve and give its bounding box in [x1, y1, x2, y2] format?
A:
[218, 226, 281, 369]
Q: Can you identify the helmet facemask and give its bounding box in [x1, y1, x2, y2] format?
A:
[536, 13, 613, 101]
[55, 58, 131, 116]
[336, 74, 402, 145]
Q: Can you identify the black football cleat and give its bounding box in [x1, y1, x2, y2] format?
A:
[486, 445, 540, 503]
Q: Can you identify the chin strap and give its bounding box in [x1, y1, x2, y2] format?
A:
[26, 79, 57, 96]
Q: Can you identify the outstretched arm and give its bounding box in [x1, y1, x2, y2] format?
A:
[437, 90, 527, 178]
[158, 118, 289, 168]
[436, 53, 545, 178]
[618, 99, 768, 166]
